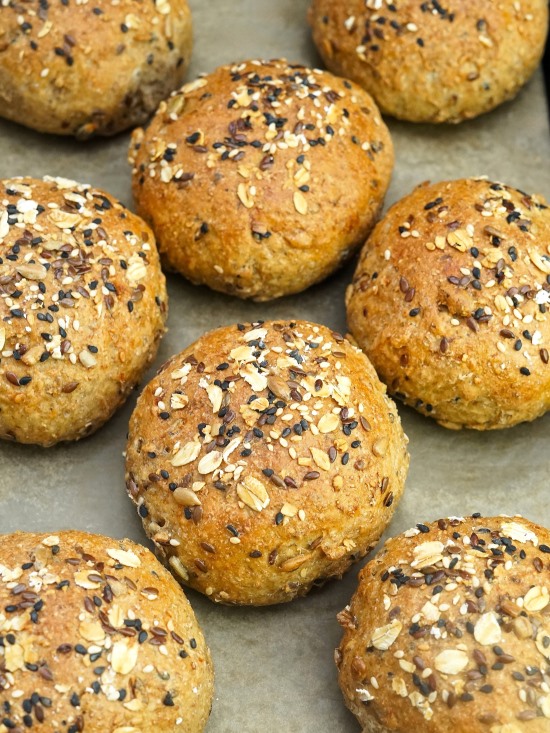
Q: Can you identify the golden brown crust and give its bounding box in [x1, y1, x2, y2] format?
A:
[125, 320, 409, 605]
[346, 178, 550, 430]
[0, 530, 213, 732]
[337, 515, 550, 733]
[0, 176, 167, 446]
[309, 0, 549, 123]
[0, 0, 193, 138]
[130, 58, 393, 301]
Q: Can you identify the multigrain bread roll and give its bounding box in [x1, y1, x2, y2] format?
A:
[308, 0, 549, 124]
[0, 176, 167, 446]
[337, 514, 550, 733]
[0, 0, 193, 138]
[0, 530, 213, 732]
[125, 320, 409, 605]
[129, 58, 394, 301]
[346, 178, 550, 430]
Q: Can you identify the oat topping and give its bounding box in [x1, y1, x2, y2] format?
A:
[341, 515, 550, 725]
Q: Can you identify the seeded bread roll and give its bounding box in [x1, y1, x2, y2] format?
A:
[0, 176, 167, 446]
[0, 0, 193, 138]
[0, 530, 213, 732]
[337, 515, 550, 733]
[308, 0, 548, 124]
[125, 320, 409, 605]
[129, 58, 393, 301]
[346, 178, 550, 430]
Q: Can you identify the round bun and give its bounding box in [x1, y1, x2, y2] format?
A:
[346, 178, 550, 430]
[337, 514, 550, 733]
[0, 176, 167, 446]
[0, 0, 193, 138]
[125, 320, 409, 605]
[0, 530, 213, 732]
[129, 58, 393, 301]
[308, 0, 549, 123]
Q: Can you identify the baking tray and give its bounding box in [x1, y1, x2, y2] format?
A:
[1, 1, 549, 731]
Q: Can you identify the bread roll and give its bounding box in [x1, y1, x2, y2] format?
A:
[0, 530, 213, 732]
[0, 0, 193, 137]
[347, 177, 550, 430]
[130, 58, 393, 301]
[125, 320, 409, 605]
[309, 0, 548, 123]
[337, 514, 550, 732]
[0, 176, 167, 446]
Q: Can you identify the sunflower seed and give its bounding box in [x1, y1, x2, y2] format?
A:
[181, 77, 208, 94]
[267, 375, 290, 400]
[165, 94, 186, 119]
[168, 555, 189, 581]
[310, 447, 331, 472]
[512, 616, 533, 640]
[173, 488, 202, 507]
[293, 190, 308, 215]
[279, 553, 312, 572]
[16, 262, 47, 280]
